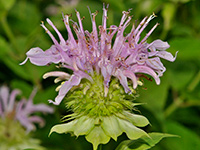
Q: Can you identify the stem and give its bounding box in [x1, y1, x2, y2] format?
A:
[1, 16, 21, 54]
[164, 97, 182, 118]
[98, 144, 102, 150]
[187, 70, 200, 92]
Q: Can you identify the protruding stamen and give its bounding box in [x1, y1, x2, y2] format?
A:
[46, 18, 65, 45]
[135, 14, 156, 43]
[76, 10, 84, 34]
[140, 23, 159, 44]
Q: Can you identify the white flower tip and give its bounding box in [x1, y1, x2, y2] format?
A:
[48, 99, 54, 103]
[46, 18, 54, 26]
[43, 73, 49, 79]
[155, 78, 161, 85]
[48, 99, 59, 105]
[55, 85, 62, 91]
[137, 80, 143, 86]
[46, 18, 51, 23]
[104, 86, 109, 97]
[54, 78, 61, 83]
[19, 58, 28, 65]
[173, 51, 179, 61]
[152, 12, 157, 17]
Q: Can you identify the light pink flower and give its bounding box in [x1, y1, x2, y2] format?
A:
[21, 5, 177, 105]
[0, 86, 54, 132]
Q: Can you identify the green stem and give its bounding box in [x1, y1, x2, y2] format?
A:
[164, 97, 182, 118]
[1, 16, 21, 54]
[187, 70, 200, 92]
[98, 144, 102, 150]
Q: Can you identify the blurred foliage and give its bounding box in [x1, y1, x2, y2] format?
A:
[0, 0, 200, 149]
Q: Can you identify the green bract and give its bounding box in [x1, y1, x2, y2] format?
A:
[50, 73, 150, 150]
[0, 118, 45, 150]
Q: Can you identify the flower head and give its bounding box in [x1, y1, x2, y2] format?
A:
[21, 4, 177, 150]
[0, 85, 54, 132]
[21, 5, 177, 106]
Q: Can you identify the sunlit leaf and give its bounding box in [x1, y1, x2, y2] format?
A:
[161, 3, 176, 30]
[0, 0, 15, 11]
[8, 1, 41, 34]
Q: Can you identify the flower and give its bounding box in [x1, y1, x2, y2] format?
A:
[20, 4, 177, 150]
[21, 5, 177, 106]
[0, 85, 54, 132]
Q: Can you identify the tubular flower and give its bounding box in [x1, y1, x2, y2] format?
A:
[21, 4, 177, 150]
[0, 86, 54, 132]
[0, 85, 53, 149]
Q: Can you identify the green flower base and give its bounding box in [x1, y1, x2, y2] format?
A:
[50, 73, 150, 150]
[0, 118, 45, 150]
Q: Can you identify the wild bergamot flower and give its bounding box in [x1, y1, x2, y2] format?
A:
[0, 85, 54, 150]
[21, 4, 177, 150]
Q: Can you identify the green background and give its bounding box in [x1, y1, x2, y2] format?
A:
[0, 0, 200, 149]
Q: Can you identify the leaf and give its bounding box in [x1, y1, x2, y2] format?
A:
[161, 3, 176, 31]
[167, 62, 196, 90]
[116, 118, 148, 140]
[0, 36, 11, 57]
[8, 1, 41, 35]
[0, 0, 16, 11]
[168, 38, 200, 61]
[122, 111, 150, 127]
[103, 0, 125, 12]
[49, 120, 78, 136]
[137, 74, 169, 114]
[162, 121, 200, 150]
[3, 57, 31, 80]
[135, 0, 163, 16]
[34, 85, 57, 104]
[10, 80, 32, 98]
[115, 132, 177, 150]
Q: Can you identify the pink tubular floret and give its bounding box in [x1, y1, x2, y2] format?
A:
[21, 5, 177, 105]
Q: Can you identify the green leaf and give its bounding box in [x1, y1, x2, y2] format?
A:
[10, 80, 32, 98]
[122, 111, 149, 127]
[116, 132, 177, 150]
[168, 62, 196, 90]
[170, 0, 191, 2]
[116, 118, 148, 140]
[137, 74, 169, 114]
[9, 1, 41, 35]
[163, 121, 200, 150]
[34, 85, 57, 104]
[49, 120, 78, 136]
[103, 0, 125, 12]
[0, 0, 16, 11]
[168, 38, 200, 61]
[161, 3, 176, 31]
[0, 36, 11, 57]
[3, 57, 31, 80]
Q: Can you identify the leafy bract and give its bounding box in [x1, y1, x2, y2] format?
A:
[116, 132, 177, 150]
